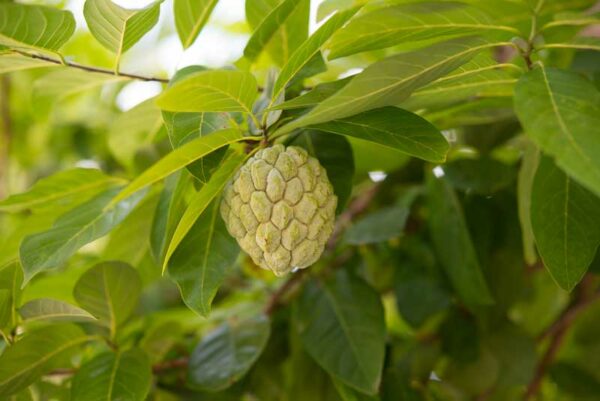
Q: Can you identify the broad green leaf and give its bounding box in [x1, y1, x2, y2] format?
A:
[187, 314, 270, 391]
[156, 70, 258, 114]
[275, 36, 495, 135]
[150, 171, 191, 264]
[244, 0, 302, 61]
[530, 157, 600, 291]
[273, 77, 351, 110]
[73, 261, 142, 337]
[84, 0, 161, 67]
[0, 168, 123, 213]
[517, 141, 539, 266]
[0, 325, 92, 397]
[163, 150, 246, 273]
[110, 129, 259, 204]
[0, 3, 75, 53]
[306, 107, 448, 163]
[71, 349, 152, 401]
[443, 157, 515, 194]
[19, 298, 96, 323]
[108, 98, 163, 170]
[294, 270, 385, 395]
[427, 173, 493, 308]
[514, 66, 600, 197]
[34, 67, 129, 102]
[168, 200, 240, 316]
[272, 7, 359, 103]
[345, 206, 409, 245]
[20, 188, 146, 284]
[174, 0, 218, 49]
[334, 378, 380, 401]
[328, 1, 517, 59]
[245, 0, 310, 66]
[0, 54, 56, 74]
[288, 131, 354, 213]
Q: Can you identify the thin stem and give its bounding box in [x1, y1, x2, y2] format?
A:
[13, 50, 169, 83]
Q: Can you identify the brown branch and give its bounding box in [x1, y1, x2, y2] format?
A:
[524, 276, 600, 400]
[14, 50, 170, 83]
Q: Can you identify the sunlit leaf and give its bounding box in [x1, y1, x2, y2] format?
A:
[174, 0, 218, 49]
[0, 53, 57, 74]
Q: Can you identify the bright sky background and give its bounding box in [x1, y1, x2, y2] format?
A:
[63, 0, 325, 110]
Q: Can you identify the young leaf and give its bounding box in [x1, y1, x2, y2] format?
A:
[294, 270, 386, 395]
[20, 188, 146, 284]
[272, 6, 360, 103]
[71, 349, 152, 401]
[0, 168, 122, 213]
[244, 0, 303, 61]
[327, 1, 517, 59]
[156, 70, 258, 114]
[19, 298, 96, 323]
[84, 0, 162, 67]
[163, 150, 246, 273]
[514, 66, 600, 197]
[275, 36, 495, 135]
[0, 53, 56, 74]
[187, 314, 271, 391]
[167, 200, 240, 316]
[0, 325, 92, 397]
[73, 261, 142, 336]
[306, 107, 449, 163]
[427, 173, 493, 308]
[174, 0, 218, 49]
[288, 131, 354, 213]
[0, 3, 75, 53]
[530, 157, 600, 291]
[110, 128, 259, 204]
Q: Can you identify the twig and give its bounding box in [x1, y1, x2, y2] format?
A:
[524, 276, 600, 400]
[13, 50, 170, 83]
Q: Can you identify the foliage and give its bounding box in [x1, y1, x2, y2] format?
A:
[0, 0, 600, 400]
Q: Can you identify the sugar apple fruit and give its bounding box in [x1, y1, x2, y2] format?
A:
[220, 144, 337, 276]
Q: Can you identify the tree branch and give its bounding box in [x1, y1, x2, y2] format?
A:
[14, 51, 170, 83]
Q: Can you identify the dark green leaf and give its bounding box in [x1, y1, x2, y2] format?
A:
[345, 206, 408, 245]
[187, 314, 271, 391]
[530, 156, 600, 291]
[550, 362, 600, 398]
[518, 141, 540, 266]
[427, 173, 493, 308]
[71, 349, 152, 401]
[443, 157, 516, 194]
[294, 271, 385, 395]
[19, 298, 96, 323]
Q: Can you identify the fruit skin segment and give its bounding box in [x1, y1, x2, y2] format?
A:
[220, 144, 337, 276]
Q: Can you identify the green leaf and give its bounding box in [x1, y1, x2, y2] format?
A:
[0, 325, 92, 397]
[288, 131, 354, 213]
[156, 69, 258, 114]
[272, 7, 359, 101]
[34, 67, 129, 102]
[550, 362, 600, 398]
[168, 200, 240, 316]
[73, 261, 142, 337]
[187, 314, 271, 391]
[0, 263, 23, 331]
[306, 107, 448, 163]
[345, 206, 409, 245]
[294, 270, 385, 395]
[273, 77, 351, 111]
[19, 298, 96, 323]
[427, 173, 493, 308]
[84, 0, 161, 67]
[71, 349, 151, 401]
[163, 150, 246, 273]
[20, 188, 146, 284]
[514, 66, 600, 197]
[108, 98, 163, 170]
[334, 378, 380, 401]
[0, 3, 75, 53]
[110, 129, 258, 204]
[327, 1, 517, 59]
[174, 0, 218, 49]
[530, 156, 600, 291]
[0, 168, 123, 213]
[0, 53, 56, 74]
[443, 157, 515, 194]
[275, 36, 494, 135]
[244, 0, 302, 61]
[517, 141, 540, 266]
